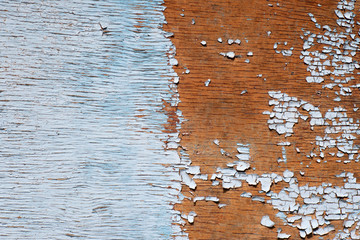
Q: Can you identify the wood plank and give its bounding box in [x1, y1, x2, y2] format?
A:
[164, 0, 360, 239]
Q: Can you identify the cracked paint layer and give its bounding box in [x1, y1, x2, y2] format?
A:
[0, 0, 183, 239]
[175, 142, 360, 238]
[264, 91, 360, 163]
[164, 0, 360, 239]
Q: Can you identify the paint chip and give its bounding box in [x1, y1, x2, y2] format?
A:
[277, 232, 291, 239]
[261, 215, 275, 228]
[226, 52, 235, 59]
[187, 211, 197, 224]
[236, 161, 250, 171]
[170, 58, 178, 66]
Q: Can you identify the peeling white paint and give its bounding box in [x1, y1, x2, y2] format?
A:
[180, 170, 197, 190]
[264, 91, 360, 163]
[277, 231, 291, 239]
[261, 215, 275, 228]
[226, 52, 235, 59]
[236, 161, 250, 171]
[240, 89, 248, 95]
[171, 1, 360, 239]
[187, 211, 197, 224]
[184, 138, 360, 239]
[170, 58, 179, 66]
[300, 0, 360, 99]
[274, 42, 294, 56]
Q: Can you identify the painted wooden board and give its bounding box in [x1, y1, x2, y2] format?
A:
[0, 1, 179, 238]
[164, 0, 360, 239]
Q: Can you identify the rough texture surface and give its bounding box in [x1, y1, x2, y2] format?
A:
[0, 1, 179, 238]
[164, 0, 360, 239]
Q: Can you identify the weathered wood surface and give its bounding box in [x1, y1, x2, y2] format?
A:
[164, 0, 360, 239]
[0, 1, 179, 239]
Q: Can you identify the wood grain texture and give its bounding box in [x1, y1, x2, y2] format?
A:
[0, 1, 178, 238]
[164, 0, 360, 239]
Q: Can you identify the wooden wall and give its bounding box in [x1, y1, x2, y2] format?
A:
[164, 0, 360, 239]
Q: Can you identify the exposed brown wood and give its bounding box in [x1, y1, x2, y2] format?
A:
[164, 0, 360, 239]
